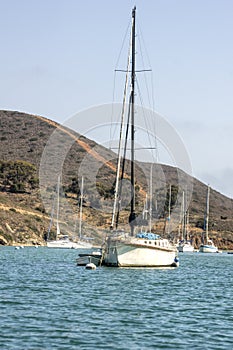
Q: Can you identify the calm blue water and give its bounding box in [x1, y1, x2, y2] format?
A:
[0, 247, 232, 350]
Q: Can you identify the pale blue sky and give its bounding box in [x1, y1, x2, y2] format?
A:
[0, 0, 233, 198]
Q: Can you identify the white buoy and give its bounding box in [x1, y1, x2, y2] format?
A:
[15, 246, 20, 250]
[85, 263, 96, 270]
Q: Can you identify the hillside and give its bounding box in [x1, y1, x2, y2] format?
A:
[0, 110, 232, 249]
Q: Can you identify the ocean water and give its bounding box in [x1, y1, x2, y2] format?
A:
[0, 247, 232, 350]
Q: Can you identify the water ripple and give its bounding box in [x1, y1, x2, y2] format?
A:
[0, 247, 233, 349]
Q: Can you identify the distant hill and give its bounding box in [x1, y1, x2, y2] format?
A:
[0, 110, 232, 249]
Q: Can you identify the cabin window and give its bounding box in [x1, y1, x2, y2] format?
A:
[144, 241, 147, 244]
[149, 241, 151, 244]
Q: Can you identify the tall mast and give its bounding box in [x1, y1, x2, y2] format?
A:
[181, 190, 185, 240]
[149, 164, 153, 233]
[168, 184, 172, 221]
[79, 176, 84, 239]
[183, 191, 186, 239]
[205, 185, 210, 242]
[185, 190, 189, 240]
[56, 175, 61, 239]
[166, 184, 172, 234]
[129, 6, 136, 236]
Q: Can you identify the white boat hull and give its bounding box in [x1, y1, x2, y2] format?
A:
[104, 236, 178, 267]
[74, 241, 93, 249]
[177, 242, 194, 253]
[47, 238, 92, 249]
[47, 241, 76, 249]
[199, 244, 218, 253]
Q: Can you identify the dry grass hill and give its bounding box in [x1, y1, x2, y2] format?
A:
[0, 110, 232, 249]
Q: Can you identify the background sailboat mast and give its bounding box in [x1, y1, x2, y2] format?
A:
[79, 176, 84, 239]
[130, 6, 136, 236]
[149, 164, 153, 233]
[205, 185, 210, 242]
[56, 175, 61, 240]
[181, 190, 185, 240]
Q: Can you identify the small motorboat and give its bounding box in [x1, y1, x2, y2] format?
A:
[76, 250, 102, 267]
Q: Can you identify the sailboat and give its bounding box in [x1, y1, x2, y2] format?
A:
[47, 175, 77, 249]
[73, 176, 93, 249]
[177, 191, 194, 252]
[199, 185, 218, 253]
[103, 7, 179, 267]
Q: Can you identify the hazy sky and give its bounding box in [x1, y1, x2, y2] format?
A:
[1, 0, 233, 198]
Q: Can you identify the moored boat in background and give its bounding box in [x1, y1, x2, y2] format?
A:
[47, 175, 77, 249]
[177, 191, 194, 253]
[199, 185, 218, 253]
[73, 176, 93, 249]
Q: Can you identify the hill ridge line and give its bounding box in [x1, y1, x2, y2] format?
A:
[35, 114, 146, 196]
[34, 115, 116, 172]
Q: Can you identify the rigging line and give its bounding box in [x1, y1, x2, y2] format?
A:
[150, 69, 156, 116]
[135, 77, 157, 165]
[110, 29, 132, 230]
[137, 20, 153, 78]
[115, 20, 131, 69]
[116, 95, 131, 229]
[137, 31, 158, 162]
[138, 22, 158, 161]
[110, 22, 130, 152]
[151, 70, 159, 163]
[137, 23, 155, 112]
[137, 32, 153, 112]
[110, 70, 117, 149]
[137, 41, 156, 144]
[110, 20, 130, 150]
[136, 73, 158, 163]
